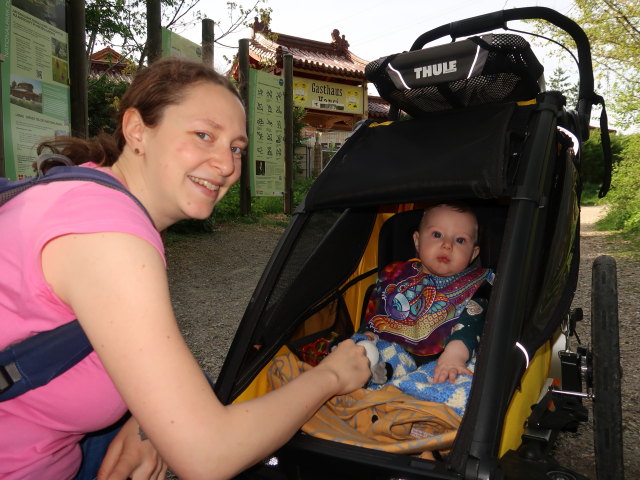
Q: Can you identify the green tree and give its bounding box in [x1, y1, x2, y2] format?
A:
[598, 133, 640, 233]
[86, 0, 271, 66]
[546, 66, 578, 107]
[534, 1, 640, 128]
[580, 129, 627, 185]
[87, 75, 130, 136]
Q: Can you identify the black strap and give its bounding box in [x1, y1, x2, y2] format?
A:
[590, 94, 612, 198]
[0, 321, 90, 400]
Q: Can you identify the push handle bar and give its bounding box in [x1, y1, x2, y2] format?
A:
[410, 7, 594, 119]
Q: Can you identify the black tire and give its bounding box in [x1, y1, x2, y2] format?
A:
[591, 255, 624, 480]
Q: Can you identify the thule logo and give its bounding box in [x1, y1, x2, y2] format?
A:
[413, 61, 457, 79]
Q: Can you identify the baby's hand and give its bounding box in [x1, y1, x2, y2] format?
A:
[433, 361, 473, 383]
[433, 340, 472, 383]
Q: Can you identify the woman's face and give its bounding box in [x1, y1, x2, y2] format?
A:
[140, 82, 247, 229]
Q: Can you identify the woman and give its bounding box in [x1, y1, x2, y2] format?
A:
[0, 57, 370, 480]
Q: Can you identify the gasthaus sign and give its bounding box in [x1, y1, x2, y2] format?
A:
[292, 77, 364, 114]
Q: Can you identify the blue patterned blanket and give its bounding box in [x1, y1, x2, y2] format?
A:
[352, 334, 474, 416]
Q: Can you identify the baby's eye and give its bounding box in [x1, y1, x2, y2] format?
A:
[432, 231, 442, 239]
[455, 237, 466, 244]
[196, 132, 211, 141]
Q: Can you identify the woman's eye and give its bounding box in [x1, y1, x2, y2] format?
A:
[196, 132, 211, 141]
[231, 146, 243, 155]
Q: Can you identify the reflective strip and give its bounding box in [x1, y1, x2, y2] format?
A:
[515, 342, 530, 369]
[468, 45, 482, 79]
[387, 63, 411, 89]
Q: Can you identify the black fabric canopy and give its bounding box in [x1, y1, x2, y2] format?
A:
[304, 102, 528, 211]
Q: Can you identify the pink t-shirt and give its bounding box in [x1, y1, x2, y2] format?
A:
[0, 165, 164, 479]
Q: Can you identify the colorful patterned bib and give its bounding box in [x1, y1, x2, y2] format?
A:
[364, 260, 492, 356]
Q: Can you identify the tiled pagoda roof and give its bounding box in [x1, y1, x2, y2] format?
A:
[367, 95, 391, 119]
[249, 30, 369, 81]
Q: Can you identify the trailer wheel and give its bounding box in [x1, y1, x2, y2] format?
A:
[591, 255, 624, 480]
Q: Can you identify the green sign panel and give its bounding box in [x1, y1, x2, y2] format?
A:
[161, 27, 202, 61]
[248, 69, 284, 197]
[1, 0, 70, 179]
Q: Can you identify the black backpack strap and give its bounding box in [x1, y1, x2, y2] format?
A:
[0, 321, 91, 400]
[0, 162, 151, 401]
[1, 165, 153, 225]
[35, 165, 154, 225]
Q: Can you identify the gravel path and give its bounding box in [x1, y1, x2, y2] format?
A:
[167, 206, 638, 479]
[550, 206, 639, 478]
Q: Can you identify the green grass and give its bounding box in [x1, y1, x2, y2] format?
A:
[168, 178, 315, 234]
[595, 215, 640, 261]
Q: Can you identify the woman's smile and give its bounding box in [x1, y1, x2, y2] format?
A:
[188, 175, 221, 193]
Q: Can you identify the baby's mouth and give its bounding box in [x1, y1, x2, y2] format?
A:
[437, 256, 450, 263]
[188, 175, 220, 191]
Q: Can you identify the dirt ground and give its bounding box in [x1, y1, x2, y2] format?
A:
[166, 206, 638, 479]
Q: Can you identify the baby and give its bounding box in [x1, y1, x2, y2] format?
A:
[361, 203, 493, 383]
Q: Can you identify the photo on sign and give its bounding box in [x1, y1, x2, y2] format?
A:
[9, 75, 43, 113]
[52, 57, 69, 85]
[51, 37, 68, 61]
[12, 0, 65, 30]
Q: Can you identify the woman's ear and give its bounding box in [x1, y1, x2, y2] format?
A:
[121, 108, 145, 152]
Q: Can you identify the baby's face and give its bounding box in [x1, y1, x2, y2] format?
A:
[412, 205, 480, 277]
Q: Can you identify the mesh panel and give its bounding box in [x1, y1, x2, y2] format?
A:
[366, 34, 543, 117]
[264, 210, 343, 316]
[259, 208, 377, 345]
[0, 184, 32, 205]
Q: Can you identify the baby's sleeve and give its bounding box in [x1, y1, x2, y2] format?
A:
[445, 296, 489, 357]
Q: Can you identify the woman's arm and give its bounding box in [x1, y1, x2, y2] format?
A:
[42, 232, 369, 480]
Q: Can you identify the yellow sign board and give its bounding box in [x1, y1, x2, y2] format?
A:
[292, 77, 364, 114]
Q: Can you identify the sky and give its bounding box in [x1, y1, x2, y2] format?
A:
[173, 0, 633, 131]
[179, 0, 577, 75]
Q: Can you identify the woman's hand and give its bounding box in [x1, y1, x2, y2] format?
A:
[97, 416, 167, 480]
[317, 339, 371, 394]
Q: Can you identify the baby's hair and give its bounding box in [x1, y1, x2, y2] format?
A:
[418, 202, 480, 245]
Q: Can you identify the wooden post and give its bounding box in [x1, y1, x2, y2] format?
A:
[202, 19, 214, 68]
[313, 133, 322, 176]
[238, 39, 251, 215]
[283, 53, 293, 214]
[147, 0, 162, 64]
[67, 0, 87, 138]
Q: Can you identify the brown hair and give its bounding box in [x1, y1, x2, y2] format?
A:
[38, 57, 241, 167]
[418, 202, 479, 244]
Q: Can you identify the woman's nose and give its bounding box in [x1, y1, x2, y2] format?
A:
[210, 147, 236, 177]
